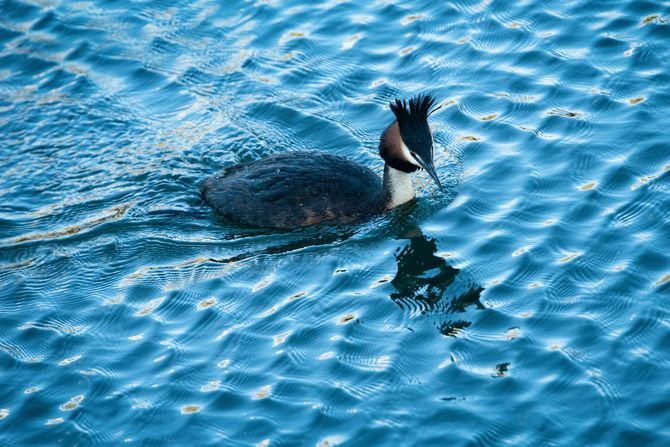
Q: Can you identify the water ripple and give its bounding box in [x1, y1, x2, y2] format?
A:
[1, 0, 670, 445]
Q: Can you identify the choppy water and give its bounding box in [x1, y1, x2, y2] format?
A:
[1, 0, 670, 445]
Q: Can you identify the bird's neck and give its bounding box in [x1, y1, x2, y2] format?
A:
[382, 163, 415, 210]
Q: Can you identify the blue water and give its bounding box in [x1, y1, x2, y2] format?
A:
[1, 0, 670, 445]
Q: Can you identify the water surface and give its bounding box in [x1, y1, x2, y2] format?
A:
[1, 0, 670, 445]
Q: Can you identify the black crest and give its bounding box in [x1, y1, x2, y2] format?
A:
[389, 94, 438, 152]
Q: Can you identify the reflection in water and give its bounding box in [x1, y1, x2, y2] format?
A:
[390, 228, 484, 336]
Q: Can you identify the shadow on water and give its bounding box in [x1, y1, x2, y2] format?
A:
[390, 226, 485, 336]
[196, 192, 484, 337]
[193, 179, 484, 337]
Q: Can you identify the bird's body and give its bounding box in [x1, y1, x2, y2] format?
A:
[201, 94, 442, 229]
[201, 151, 385, 228]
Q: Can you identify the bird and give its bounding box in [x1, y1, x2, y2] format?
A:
[201, 94, 442, 229]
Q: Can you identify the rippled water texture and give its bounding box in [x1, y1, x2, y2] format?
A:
[2, 0, 670, 445]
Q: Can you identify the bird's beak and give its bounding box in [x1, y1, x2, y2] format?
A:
[412, 153, 443, 190]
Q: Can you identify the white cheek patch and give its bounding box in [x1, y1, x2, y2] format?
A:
[400, 139, 421, 167]
[429, 127, 435, 158]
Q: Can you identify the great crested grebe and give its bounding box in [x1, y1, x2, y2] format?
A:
[201, 94, 442, 229]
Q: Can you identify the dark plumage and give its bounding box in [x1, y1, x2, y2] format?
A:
[201, 152, 383, 229]
[201, 94, 442, 229]
[389, 94, 439, 170]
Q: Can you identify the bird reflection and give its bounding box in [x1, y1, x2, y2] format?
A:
[390, 227, 484, 336]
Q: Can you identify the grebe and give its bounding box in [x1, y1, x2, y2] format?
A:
[201, 94, 442, 229]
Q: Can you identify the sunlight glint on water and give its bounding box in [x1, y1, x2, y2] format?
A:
[1, 0, 670, 445]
